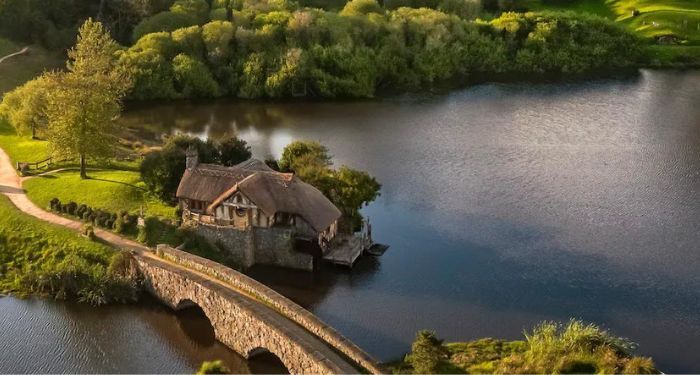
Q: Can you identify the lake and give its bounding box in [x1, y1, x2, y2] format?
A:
[4, 70, 700, 373]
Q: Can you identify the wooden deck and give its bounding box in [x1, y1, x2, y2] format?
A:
[322, 235, 365, 267]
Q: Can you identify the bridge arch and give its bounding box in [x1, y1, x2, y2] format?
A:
[136, 256, 357, 374]
[247, 347, 290, 374]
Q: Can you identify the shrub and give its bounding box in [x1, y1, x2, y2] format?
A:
[49, 198, 60, 211]
[138, 216, 182, 247]
[76, 204, 88, 218]
[81, 224, 96, 240]
[172, 53, 221, 97]
[220, 136, 252, 166]
[64, 201, 78, 215]
[406, 330, 448, 374]
[197, 360, 230, 374]
[83, 207, 94, 221]
[107, 251, 138, 278]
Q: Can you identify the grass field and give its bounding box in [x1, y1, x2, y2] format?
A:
[0, 119, 49, 164]
[532, 0, 700, 44]
[0, 194, 114, 294]
[612, 0, 700, 43]
[24, 169, 177, 218]
[0, 38, 63, 95]
[530, 0, 615, 18]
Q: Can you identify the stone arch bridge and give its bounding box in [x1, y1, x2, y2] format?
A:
[133, 245, 383, 374]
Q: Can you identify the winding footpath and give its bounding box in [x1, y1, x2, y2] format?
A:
[0, 147, 146, 251]
[0, 47, 29, 65]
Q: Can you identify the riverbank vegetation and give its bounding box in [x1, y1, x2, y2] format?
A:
[0, 196, 140, 305]
[118, 1, 642, 99]
[2, 0, 698, 103]
[393, 320, 658, 374]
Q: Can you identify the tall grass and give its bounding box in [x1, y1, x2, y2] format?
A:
[397, 319, 658, 374]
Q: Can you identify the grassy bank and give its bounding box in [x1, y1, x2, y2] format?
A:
[24, 169, 176, 219]
[393, 320, 658, 374]
[0, 195, 138, 304]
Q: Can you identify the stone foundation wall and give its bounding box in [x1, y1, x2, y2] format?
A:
[192, 221, 313, 271]
[193, 222, 255, 268]
[254, 227, 313, 271]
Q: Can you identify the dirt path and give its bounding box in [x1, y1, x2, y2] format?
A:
[0, 147, 146, 251]
[0, 46, 29, 65]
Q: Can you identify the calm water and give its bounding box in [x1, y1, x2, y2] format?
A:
[0, 296, 286, 373]
[3, 70, 699, 373]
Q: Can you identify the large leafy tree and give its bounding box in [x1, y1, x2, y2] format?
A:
[44, 19, 131, 179]
[278, 140, 381, 232]
[0, 73, 58, 139]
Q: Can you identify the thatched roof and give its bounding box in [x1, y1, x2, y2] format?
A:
[176, 159, 341, 232]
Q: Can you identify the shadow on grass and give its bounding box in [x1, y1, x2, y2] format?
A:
[0, 184, 24, 194]
[87, 177, 146, 191]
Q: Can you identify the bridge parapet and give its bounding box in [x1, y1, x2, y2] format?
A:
[155, 245, 384, 375]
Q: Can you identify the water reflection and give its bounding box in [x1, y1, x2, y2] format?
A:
[0, 296, 284, 374]
[119, 70, 700, 373]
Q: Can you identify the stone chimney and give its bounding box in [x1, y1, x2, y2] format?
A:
[186, 145, 199, 170]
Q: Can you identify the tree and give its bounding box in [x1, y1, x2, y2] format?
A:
[44, 19, 131, 179]
[340, 0, 383, 16]
[220, 136, 252, 166]
[278, 140, 380, 232]
[140, 146, 186, 201]
[140, 135, 222, 200]
[331, 165, 381, 219]
[0, 73, 58, 139]
[278, 140, 332, 172]
[172, 53, 220, 97]
[406, 330, 448, 374]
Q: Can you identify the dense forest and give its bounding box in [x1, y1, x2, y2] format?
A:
[0, 0, 642, 99]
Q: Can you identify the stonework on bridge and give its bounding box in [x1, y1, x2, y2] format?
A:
[133, 247, 382, 374]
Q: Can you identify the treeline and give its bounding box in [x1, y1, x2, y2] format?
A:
[0, 0, 642, 99]
[117, 0, 642, 99]
[0, 0, 171, 48]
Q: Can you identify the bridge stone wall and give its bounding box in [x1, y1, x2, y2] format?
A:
[153, 245, 384, 374]
[135, 254, 357, 374]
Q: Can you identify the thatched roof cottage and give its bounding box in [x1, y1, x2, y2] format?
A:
[176, 147, 343, 270]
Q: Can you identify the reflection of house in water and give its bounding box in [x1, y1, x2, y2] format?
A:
[176, 147, 368, 271]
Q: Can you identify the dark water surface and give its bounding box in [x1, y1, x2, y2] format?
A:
[0, 296, 286, 373]
[3, 70, 699, 373]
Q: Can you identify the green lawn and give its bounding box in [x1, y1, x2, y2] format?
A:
[531, 0, 700, 43]
[0, 194, 114, 294]
[0, 38, 63, 95]
[530, 0, 615, 18]
[0, 119, 50, 165]
[24, 169, 177, 219]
